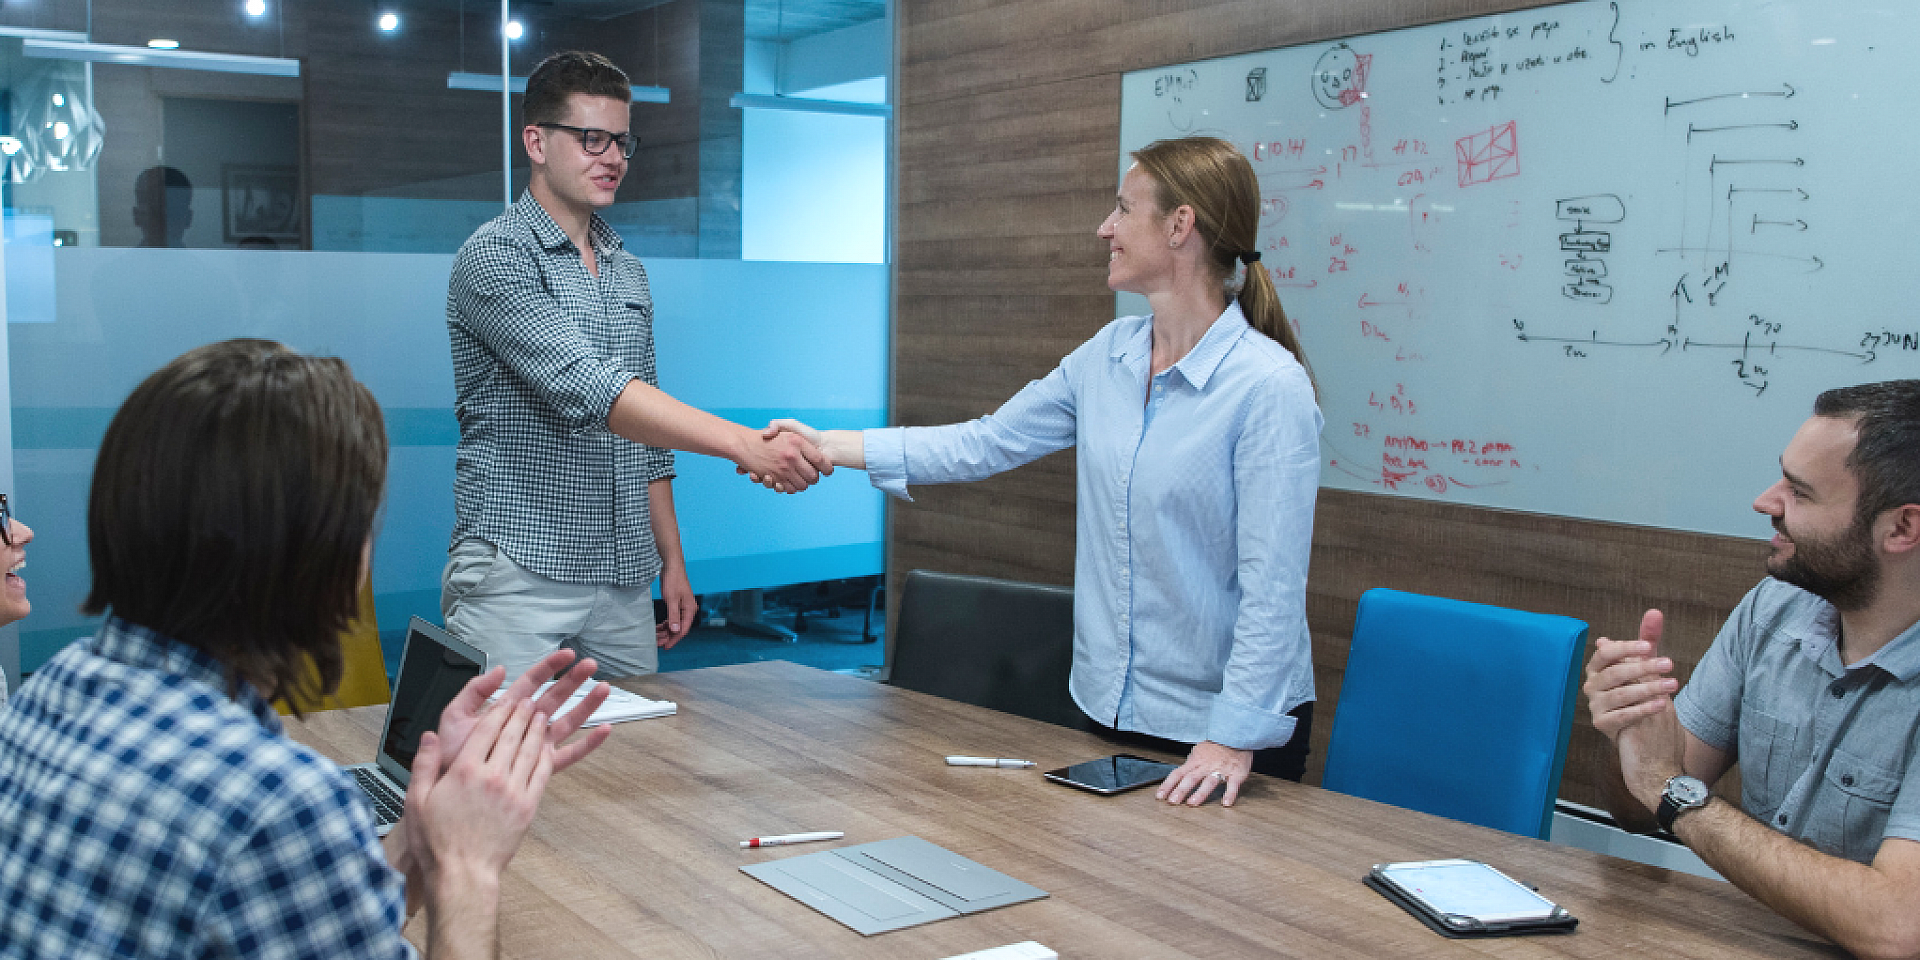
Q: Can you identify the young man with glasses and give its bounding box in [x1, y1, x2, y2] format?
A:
[444, 51, 830, 685]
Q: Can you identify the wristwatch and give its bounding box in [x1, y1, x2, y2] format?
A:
[1656, 774, 1710, 833]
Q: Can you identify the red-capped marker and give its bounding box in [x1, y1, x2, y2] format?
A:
[741, 831, 844, 849]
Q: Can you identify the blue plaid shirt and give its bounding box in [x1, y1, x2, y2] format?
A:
[0, 619, 413, 959]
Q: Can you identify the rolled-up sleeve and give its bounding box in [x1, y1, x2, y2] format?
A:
[449, 234, 634, 434]
[1206, 369, 1322, 751]
[864, 353, 1085, 501]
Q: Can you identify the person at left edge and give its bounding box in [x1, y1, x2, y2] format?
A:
[444, 51, 830, 685]
[0, 492, 32, 703]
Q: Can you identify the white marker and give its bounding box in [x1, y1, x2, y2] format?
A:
[740, 831, 844, 849]
[945, 756, 1037, 768]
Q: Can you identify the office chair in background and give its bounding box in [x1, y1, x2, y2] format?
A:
[886, 569, 1084, 730]
[1320, 587, 1589, 840]
[277, 580, 391, 714]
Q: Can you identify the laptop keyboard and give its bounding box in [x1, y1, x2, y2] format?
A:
[351, 766, 405, 827]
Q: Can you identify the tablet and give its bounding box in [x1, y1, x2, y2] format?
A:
[1365, 859, 1577, 938]
[1042, 754, 1178, 795]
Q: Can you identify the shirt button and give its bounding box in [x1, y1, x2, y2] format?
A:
[1842, 774, 1856, 788]
[1830, 683, 1846, 699]
[1777, 814, 1788, 825]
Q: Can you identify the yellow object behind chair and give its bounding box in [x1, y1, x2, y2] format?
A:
[275, 580, 391, 714]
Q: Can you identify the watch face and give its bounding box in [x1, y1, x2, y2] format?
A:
[1668, 776, 1710, 806]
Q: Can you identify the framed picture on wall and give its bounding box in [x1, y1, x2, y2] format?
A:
[221, 164, 300, 245]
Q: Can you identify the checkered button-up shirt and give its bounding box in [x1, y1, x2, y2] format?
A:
[448, 192, 676, 587]
[0, 619, 413, 959]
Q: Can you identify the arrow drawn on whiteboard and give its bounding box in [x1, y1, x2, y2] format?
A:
[1709, 155, 1805, 170]
[1664, 83, 1795, 114]
[1687, 120, 1798, 142]
[1655, 247, 1823, 271]
[1677, 337, 1873, 361]
[1728, 186, 1809, 201]
[1516, 331, 1677, 354]
[1751, 215, 1809, 233]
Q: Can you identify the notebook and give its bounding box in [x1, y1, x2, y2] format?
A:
[519, 678, 677, 725]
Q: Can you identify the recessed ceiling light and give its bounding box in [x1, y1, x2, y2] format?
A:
[147, 39, 181, 50]
[504, 20, 524, 40]
[377, 12, 399, 32]
[244, 0, 267, 17]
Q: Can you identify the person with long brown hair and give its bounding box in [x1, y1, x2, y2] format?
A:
[758, 136, 1322, 807]
[0, 339, 612, 958]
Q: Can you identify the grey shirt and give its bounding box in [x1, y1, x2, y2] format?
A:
[1675, 577, 1920, 863]
[447, 192, 676, 587]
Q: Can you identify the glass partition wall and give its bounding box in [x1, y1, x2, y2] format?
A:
[0, 0, 889, 679]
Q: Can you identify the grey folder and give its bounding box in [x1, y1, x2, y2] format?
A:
[740, 836, 1048, 935]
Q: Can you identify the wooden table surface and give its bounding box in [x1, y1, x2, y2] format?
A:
[286, 660, 1843, 959]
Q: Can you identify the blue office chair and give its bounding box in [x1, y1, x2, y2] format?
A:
[1320, 588, 1588, 840]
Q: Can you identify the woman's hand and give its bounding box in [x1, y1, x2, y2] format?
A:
[1157, 740, 1255, 807]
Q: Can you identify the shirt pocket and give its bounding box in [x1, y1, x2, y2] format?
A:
[1737, 706, 1800, 817]
[1809, 747, 1899, 863]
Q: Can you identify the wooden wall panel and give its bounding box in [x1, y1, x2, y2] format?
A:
[893, 0, 1772, 811]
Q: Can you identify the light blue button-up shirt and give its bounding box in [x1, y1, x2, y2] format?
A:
[866, 304, 1322, 750]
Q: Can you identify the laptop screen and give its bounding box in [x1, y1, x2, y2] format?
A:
[376, 619, 485, 785]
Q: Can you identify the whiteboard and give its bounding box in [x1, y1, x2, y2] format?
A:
[1119, 0, 1920, 538]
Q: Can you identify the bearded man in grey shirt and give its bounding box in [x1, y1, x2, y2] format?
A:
[1585, 379, 1920, 960]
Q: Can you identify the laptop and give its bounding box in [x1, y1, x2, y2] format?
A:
[344, 617, 489, 836]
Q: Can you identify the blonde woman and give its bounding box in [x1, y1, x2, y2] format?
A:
[762, 137, 1321, 808]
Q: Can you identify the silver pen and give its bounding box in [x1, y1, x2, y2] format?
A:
[946, 756, 1037, 768]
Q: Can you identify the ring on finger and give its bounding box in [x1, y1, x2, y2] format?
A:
[1208, 770, 1227, 782]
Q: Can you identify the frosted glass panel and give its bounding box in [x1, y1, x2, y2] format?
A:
[9, 249, 885, 672]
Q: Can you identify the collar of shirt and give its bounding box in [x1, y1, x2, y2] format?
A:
[88, 615, 282, 736]
[1780, 583, 1920, 682]
[1110, 301, 1252, 390]
[513, 190, 625, 259]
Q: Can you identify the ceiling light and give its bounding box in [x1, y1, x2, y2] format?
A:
[504, 20, 524, 40]
[378, 12, 399, 32]
[147, 39, 181, 50]
[244, 0, 267, 16]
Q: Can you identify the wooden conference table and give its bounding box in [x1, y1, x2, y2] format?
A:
[286, 660, 1842, 959]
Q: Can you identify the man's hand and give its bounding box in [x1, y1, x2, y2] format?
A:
[657, 565, 696, 649]
[734, 426, 831, 493]
[436, 650, 613, 776]
[1583, 609, 1679, 740]
[740, 419, 866, 488]
[406, 700, 554, 959]
[1157, 740, 1256, 808]
[1583, 609, 1685, 807]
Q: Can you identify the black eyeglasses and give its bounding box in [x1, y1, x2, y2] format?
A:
[537, 122, 638, 158]
[0, 493, 13, 546]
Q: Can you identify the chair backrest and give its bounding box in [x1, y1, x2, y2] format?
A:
[1320, 587, 1588, 840]
[887, 569, 1084, 730]
[277, 580, 391, 714]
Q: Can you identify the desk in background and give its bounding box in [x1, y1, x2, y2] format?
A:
[286, 661, 1841, 959]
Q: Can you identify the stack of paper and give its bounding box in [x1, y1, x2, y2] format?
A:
[494, 681, 678, 726]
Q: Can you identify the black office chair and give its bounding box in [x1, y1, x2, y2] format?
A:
[887, 569, 1085, 730]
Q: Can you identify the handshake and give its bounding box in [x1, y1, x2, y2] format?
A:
[735, 419, 863, 494]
